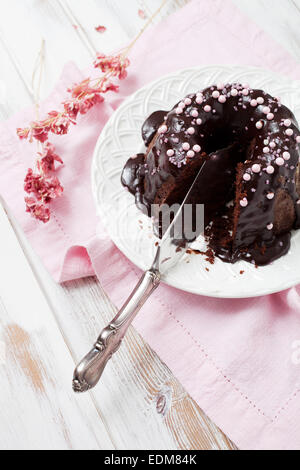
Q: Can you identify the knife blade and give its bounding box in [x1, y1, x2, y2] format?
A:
[73, 161, 206, 392]
[152, 161, 206, 277]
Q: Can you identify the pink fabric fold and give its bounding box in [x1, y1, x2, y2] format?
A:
[1, 0, 300, 450]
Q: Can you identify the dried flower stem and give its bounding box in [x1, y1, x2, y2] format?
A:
[32, 39, 45, 120]
[32, 40, 46, 179]
[19, 0, 169, 222]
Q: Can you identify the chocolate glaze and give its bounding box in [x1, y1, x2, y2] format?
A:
[121, 153, 147, 214]
[142, 110, 167, 146]
[121, 83, 300, 265]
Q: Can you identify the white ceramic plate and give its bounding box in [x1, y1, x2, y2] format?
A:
[92, 65, 300, 298]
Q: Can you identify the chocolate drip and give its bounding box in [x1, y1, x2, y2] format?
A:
[142, 110, 167, 146]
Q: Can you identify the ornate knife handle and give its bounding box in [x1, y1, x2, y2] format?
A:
[73, 268, 160, 393]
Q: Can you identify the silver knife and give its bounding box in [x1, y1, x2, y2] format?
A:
[72, 162, 206, 393]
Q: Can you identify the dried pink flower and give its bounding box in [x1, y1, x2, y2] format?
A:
[94, 53, 130, 80]
[101, 79, 119, 93]
[24, 168, 63, 203]
[18, 47, 131, 222]
[67, 78, 90, 99]
[79, 93, 104, 114]
[37, 142, 63, 174]
[31, 124, 50, 143]
[17, 127, 30, 140]
[25, 197, 50, 223]
[95, 25, 106, 33]
[63, 99, 80, 119]
[138, 9, 147, 19]
[47, 111, 74, 136]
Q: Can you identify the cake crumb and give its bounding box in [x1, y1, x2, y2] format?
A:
[240, 270, 244, 275]
[205, 248, 215, 265]
[185, 247, 215, 264]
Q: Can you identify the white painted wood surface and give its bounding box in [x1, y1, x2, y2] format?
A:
[0, 0, 299, 451]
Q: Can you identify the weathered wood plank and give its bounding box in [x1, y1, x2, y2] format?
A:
[0, 0, 95, 110]
[0, 204, 115, 450]
[232, 0, 300, 61]
[0, 33, 33, 118]
[60, 276, 236, 450]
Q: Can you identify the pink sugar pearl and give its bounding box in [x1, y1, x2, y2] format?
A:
[263, 106, 271, 115]
[167, 149, 174, 157]
[284, 119, 291, 127]
[240, 198, 248, 207]
[250, 99, 257, 107]
[158, 125, 167, 134]
[212, 90, 220, 99]
[266, 165, 275, 174]
[187, 150, 195, 158]
[193, 144, 201, 153]
[267, 113, 274, 120]
[242, 88, 249, 96]
[204, 105, 211, 113]
[231, 88, 238, 96]
[257, 97, 264, 104]
[252, 163, 261, 173]
[217, 83, 225, 90]
[267, 223, 273, 230]
[263, 147, 270, 154]
[196, 118, 202, 125]
[256, 121, 263, 129]
[182, 142, 190, 151]
[283, 151, 290, 160]
[176, 107, 183, 114]
[187, 127, 195, 135]
[275, 157, 284, 166]
[270, 142, 276, 149]
[191, 109, 198, 118]
[184, 98, 192, 105]
[267, 193, 274, 200]
[196, 95, 203, 104]
[243, 173, 251, 181]
[286, 129, 294, 136]
[296, 136, 300, 143]
[218, 95, 226, 104]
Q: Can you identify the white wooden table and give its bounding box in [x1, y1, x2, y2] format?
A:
[0, 0, 299, 451]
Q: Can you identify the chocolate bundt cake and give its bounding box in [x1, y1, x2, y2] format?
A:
[121, 83, 300, 266]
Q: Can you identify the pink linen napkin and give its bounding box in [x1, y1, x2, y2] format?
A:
[1, 0, 300, 450]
